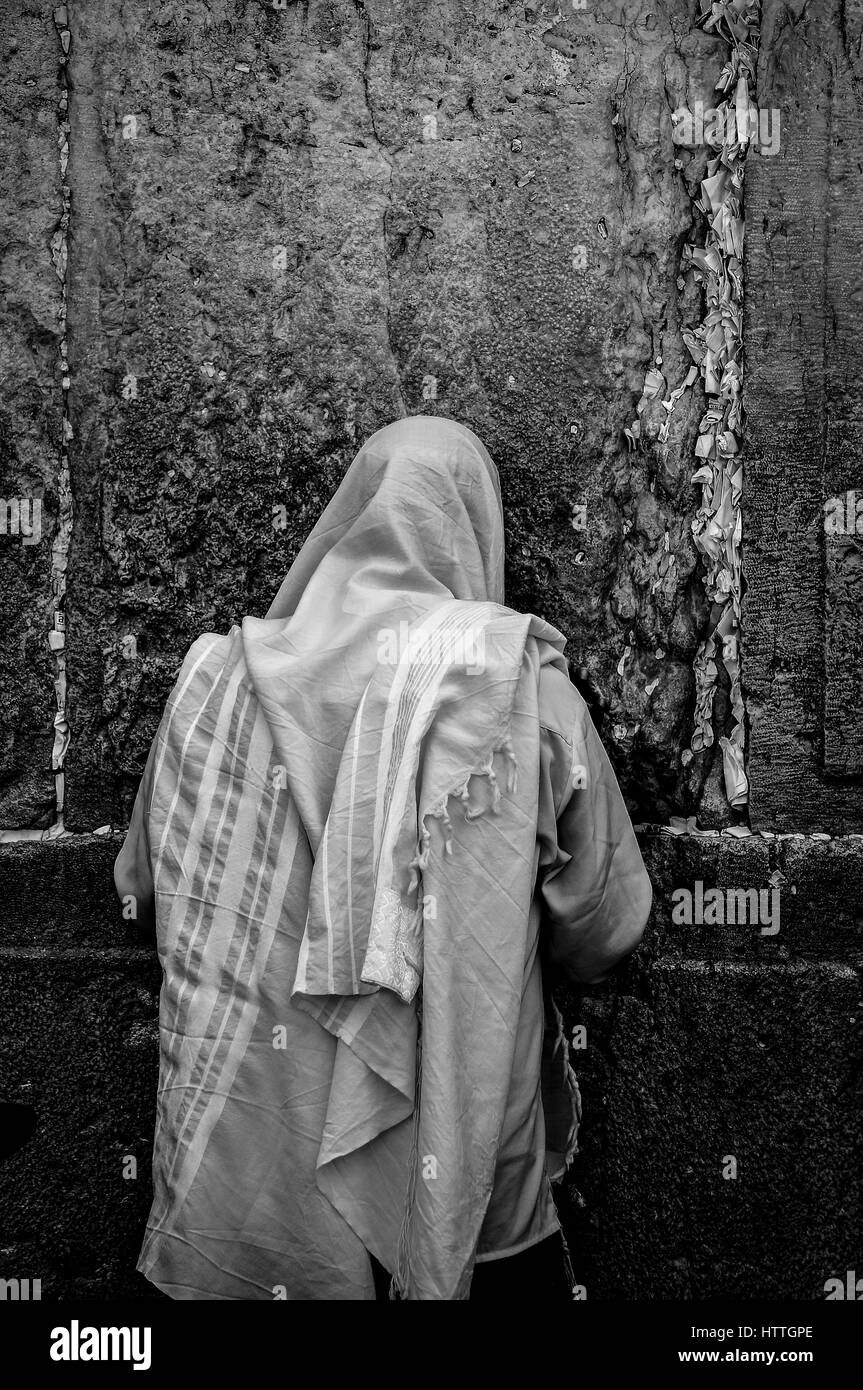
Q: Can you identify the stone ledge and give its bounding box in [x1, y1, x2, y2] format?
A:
[2, 831, 862, 954]
[0, 833, 860, 1298]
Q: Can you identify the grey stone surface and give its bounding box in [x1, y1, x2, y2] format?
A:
[1, 831, 859, 1299]
[744, 0, 863, 831]
[563, 955, 863, 1299]
[0, 938, 161, 1300]
[56, 0, 729, 830]
[0, 5, 64, 827]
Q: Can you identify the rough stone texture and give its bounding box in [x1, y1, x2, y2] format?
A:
[55, 0, 738, 831]
[744, 0, 863, 832]
[553, 829, 863, 1300]
[564, 956, 862, 1300]
[0, 841, 162, 1299]
[1, 832, 860, 1299]
[560, 831, 863, 1298]
[0, 948, 162, 1300]
[0, 5, 64, 827]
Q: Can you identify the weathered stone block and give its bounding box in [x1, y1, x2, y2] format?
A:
[2, 832, 860, 1299]
[59, 0, 726, 829]
[563, 956, 863, 1299]
[0, 948, 161, 1299]
[744, 0, 863, 831]
[0, 7, 65, 827]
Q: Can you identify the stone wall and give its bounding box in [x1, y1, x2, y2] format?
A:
[744, 0, 863, 832]
[0, 5, 63, 827]
[1, 830, 860, 1299]
[3, 0, 759, 832]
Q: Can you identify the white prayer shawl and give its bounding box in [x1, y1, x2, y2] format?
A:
[119, 416, 573, 1299]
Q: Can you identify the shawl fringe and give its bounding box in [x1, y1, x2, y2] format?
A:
[407, 729, 519, 891]
[550, 995, 582, 1177]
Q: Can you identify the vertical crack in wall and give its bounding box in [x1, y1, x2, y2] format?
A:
[48, 4, 73, 836]
[631, 2, 763, 817]
[678, 2, 762, 815]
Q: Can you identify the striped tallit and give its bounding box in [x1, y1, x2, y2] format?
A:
[116, 416, 571, 1299]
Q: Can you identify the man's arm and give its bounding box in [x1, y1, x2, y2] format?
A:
[540, 693, 652, 984]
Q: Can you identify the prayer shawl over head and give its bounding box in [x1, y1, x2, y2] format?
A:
[117, 415, 576, 1300]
